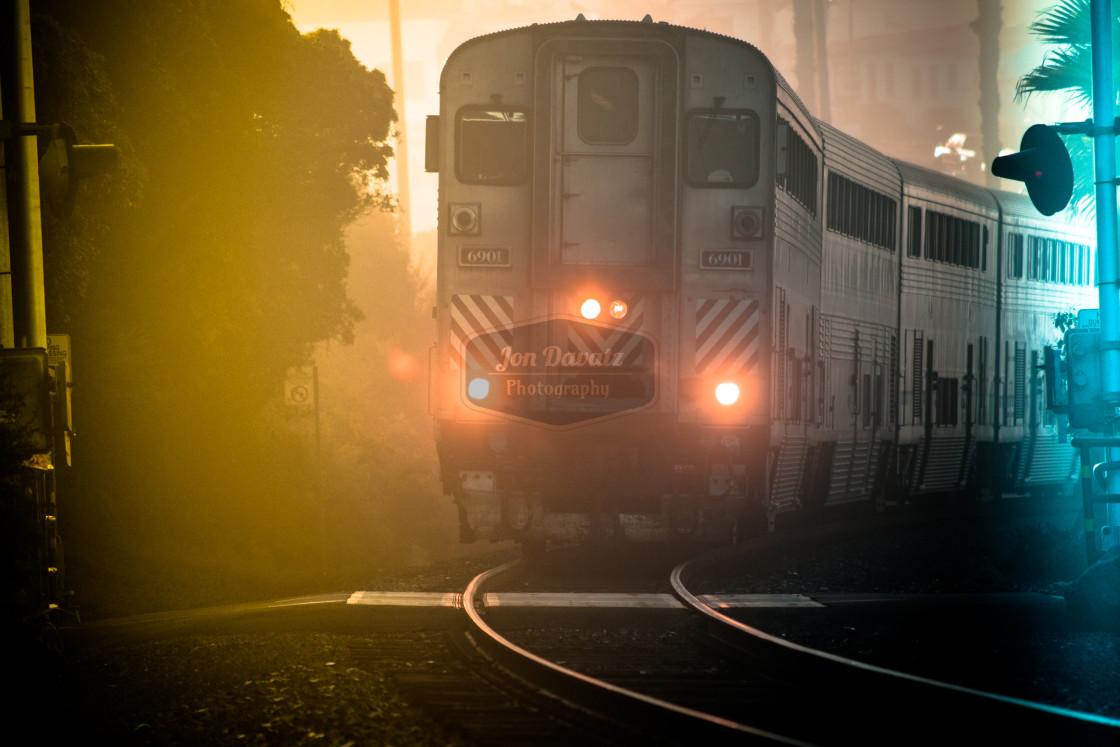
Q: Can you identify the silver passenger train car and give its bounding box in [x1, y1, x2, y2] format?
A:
[425, 17, 1096, 549]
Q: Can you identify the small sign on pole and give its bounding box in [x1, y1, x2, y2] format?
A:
[47, 333, 73, 466]
[285, 366, 316, 409]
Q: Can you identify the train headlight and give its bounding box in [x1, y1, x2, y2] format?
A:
[468, 377, 490, 400]
[580, 298, 601, 319]
[608, 300, 628, 319]
[715, 381, 741, 406]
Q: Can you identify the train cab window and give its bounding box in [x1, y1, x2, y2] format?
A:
[578, 67, 639, 144]
[686, 110, 760, 187]
[456, 108, 529, 185]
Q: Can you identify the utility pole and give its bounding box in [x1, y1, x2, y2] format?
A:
[1, 0, 56, 621]
[1089, 0, 1120, 550]
[5, 0, 47, 350]
[2, 0, 116, 617]
[994, 0, 1120, 557]
[389, 0, 411, 251]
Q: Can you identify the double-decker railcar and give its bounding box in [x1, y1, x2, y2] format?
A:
[894, 161, 1001, 499]
[425, 16, 1096, 550]
[988, 190, 1097, 493]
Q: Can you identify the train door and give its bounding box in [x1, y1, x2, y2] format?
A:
[532, 39, 677, 290]
[554, 56, 655, 266]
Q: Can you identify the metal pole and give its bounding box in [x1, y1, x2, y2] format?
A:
[389, 0, 411, 251]
[1090, 0, 1120, 550]
[0, 44, 14, 349]
[7, 0, 47, 349]
[314, 364, 325, 577]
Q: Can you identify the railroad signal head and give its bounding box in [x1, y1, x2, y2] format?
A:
[991, 124, 1073, 216]
[39, 123, 119, 215]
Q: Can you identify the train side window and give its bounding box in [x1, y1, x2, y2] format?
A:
[578, 67, 639, 145]
[686, 109, 760, 187]
[923, 210, 981, 270]
[456, 108, 529, 185]
[1007, 233, 1023, 278]
[907, 206, 922, 257]
[776, 118, 818, 215]
[826, 172, 896, 250]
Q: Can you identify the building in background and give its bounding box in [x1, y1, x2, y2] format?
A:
[288, 0, 1087, 244]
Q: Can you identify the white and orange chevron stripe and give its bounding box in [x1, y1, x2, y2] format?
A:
[695, 298, 761, 375]
[450, 295, 514, 370]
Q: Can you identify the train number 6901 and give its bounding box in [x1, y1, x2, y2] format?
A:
[459, 246, 511, 267]
[701, 250, 752, 270]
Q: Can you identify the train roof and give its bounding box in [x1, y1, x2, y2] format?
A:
[814, 118, 900, 195]
[989, 187, 1050, 221]
[449, 15, 754, 52]
[992, 189, 1095, 241]
[893, 159, 1092, 237]
[444, 16, 819, 134]
[892, 159, 998, 211]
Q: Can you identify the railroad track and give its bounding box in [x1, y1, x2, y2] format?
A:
[444, 552, 1120, 746]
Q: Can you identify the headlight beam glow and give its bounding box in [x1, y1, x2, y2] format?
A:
[715, 381, 741, 406]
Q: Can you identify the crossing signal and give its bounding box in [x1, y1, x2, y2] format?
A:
[38, 123, 118, 214]
[991, 124, 1073, 216]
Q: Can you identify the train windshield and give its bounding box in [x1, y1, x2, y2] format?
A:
[686, 110, 760, 187]
[456, 108, 529, 185]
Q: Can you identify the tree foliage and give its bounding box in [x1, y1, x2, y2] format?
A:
[1015, 0, 1120, 216]
[27, 1, 418, 612]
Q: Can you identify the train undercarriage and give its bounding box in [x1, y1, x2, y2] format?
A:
[440, 421, 767, 545]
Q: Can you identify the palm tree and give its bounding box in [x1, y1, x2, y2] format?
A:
[1014, 0, 1120, 215]
[976, 0, 1002, 189]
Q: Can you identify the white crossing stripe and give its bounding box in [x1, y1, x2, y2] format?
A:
[486, 593, 681, 608]
[700, 594, 824, 609]
[345, 591, 820, 609]
[348, 591, 462, 607]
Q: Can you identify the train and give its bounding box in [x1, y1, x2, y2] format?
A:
[424, 16, 1097, 550]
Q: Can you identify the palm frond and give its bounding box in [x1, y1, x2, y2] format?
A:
[1029, 0, 1092, 45]
[1015, 46, 1094, 103]
[1019, 1, 1120, 218]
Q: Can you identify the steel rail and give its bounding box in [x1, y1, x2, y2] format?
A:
[670, 554, 1120, 746]
[460, 560, 807, 745]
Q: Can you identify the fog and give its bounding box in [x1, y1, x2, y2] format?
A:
[17, 2, 496, 620]
[292, 0, 1089, 253]
[18, 1, 1094, 619]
